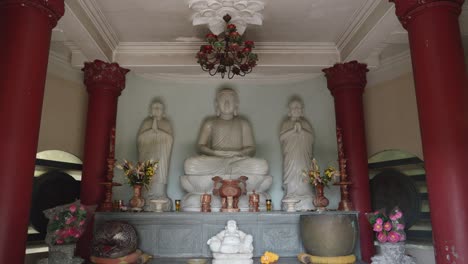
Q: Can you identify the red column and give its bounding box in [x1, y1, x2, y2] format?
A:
[77, 60, 129, 258]
[0, 1, 64, 263]
[323, 61, 374, 262]
[390, 0, 468, 262]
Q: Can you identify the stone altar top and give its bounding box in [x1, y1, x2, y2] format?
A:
[94, 211, 361, 259]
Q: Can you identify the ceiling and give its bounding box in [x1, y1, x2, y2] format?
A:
[50, 0, 468, 82]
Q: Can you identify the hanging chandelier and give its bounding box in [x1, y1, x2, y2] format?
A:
[196, 14, 259, 79]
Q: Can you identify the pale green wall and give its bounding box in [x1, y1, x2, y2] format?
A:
[113, 73, 340, 210]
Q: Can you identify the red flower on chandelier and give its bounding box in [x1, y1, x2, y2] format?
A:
[196, 14, 259, 79]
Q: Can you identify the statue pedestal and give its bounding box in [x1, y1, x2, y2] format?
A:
[212, 253, 253, 264]
[180, 175, 272, 212]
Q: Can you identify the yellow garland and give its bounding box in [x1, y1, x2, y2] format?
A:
[297, 253, 356, 264]
[260, 251, 279, 264]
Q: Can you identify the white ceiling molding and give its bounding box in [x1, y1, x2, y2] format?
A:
[336, 0, 383, 55]
[384, 31, 409, 44]
[76, 0, 119, 51]
[61, 1, 113, 61]
[367, 50, 412, 87]
[47, 51, 84, 84]
[63, 41, 89, 69]
[137, 71, 322, 85]
[189, 0, 264, 35]
[113, 41, 338, 75]
[52, 28, 67, 42]
[58, 3, 109, 62]
[342, 4, 401, 67]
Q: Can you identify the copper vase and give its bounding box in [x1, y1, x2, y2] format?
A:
[129, 184, 145, 210]
[313, 184, 329, 211]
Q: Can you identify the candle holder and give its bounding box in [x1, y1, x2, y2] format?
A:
[334, 127, 354, 211]
[175, 200, 181, 212]
[249, 190, 260, 212]
[99, 158, 122, 212]
[201, 193, 212, 212]
[99, 127, 122, 212]
[266, 199, 272, 212]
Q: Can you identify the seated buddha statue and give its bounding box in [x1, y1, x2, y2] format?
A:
[181, 87, 272, 212]
[184, 88, 268, 176]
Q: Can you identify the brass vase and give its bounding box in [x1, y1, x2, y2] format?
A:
[129, 184, 145, 210]
[313, 183, 329, 211]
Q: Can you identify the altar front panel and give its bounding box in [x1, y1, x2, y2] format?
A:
[94, 211, 360, 258]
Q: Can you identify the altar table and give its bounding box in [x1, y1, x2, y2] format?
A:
[147, 257, 367, 264]
[94, 211, 361, 259]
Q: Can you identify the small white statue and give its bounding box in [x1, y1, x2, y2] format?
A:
[137, 99, 173, 211]
[207, 220, 253, 264]
[280, 97, 315, 211]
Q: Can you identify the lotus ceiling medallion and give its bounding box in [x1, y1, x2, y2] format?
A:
[189, 0, 265, 79]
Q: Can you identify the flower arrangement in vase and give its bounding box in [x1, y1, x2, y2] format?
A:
[367, 207, 416, 264]
[367, 207, 406, 243]
[304, 159, 337, 211]
[45, 202, 88, 245]
[116, 160, 158, 210]
[39, 201, 95, 264]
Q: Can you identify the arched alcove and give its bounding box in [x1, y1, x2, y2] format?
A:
[368, 149, 432, 243]
[28, 150, 83, 242]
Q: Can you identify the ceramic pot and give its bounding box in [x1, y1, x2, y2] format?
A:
[129, 184, 145, 209]
[313, 184, 329, 211]
[371, 242, 416, 264]
[300, 214, 358, 257]
[46, 244, 83, 264]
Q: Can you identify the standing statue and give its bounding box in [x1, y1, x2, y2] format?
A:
[181, 88, 272, 211]
[280, 97, 314, 210]
[137, 99, 173, 211]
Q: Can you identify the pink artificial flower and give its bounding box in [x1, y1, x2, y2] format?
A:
[387, 231, 401, 243]
[69, 204, 77, 213]
[390, 214, 397, 221]
[383, 221, 392, 231]
[375, 218, 383, 225]
[68, 228, 81, 239]
[79, 220, 86, 226]
[373, 223, 383, 232]
[394, 211, 402, 219]
[65, 216, 77, 225]
[61, 229, 71, 238]
[397, 224, 405, 230]
[56, 239, 64, 245]
[399, 233, 406, 242]
[377, 232, 387, 243]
